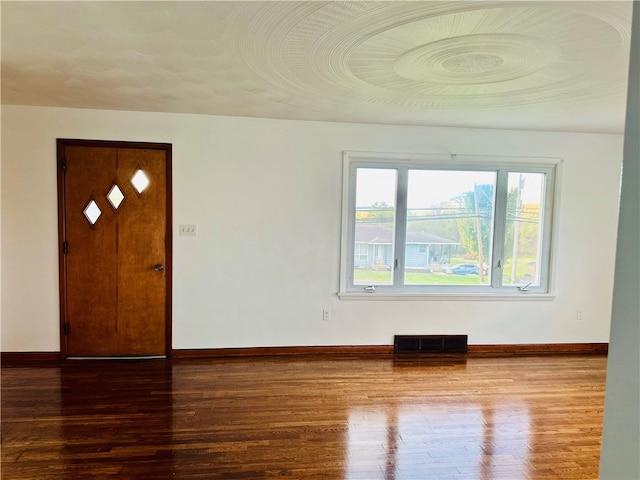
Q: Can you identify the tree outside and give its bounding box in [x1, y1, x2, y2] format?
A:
[354, 173, 543, 287]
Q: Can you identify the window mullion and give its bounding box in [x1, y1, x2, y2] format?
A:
[346, 163, 359, 290]
[538, 170, 555, 288]
[393, 168, 409, 288]
[491, 170, 509, 288]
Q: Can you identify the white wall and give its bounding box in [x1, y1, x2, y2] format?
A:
[0, 105, 623, 352]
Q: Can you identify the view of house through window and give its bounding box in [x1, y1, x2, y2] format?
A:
[345, 154, 555, 294]
[354, 168, 397, 285]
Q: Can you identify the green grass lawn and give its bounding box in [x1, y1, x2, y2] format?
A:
[353, 270, 488, 285]
[353, 256, 536, 286]
[502, 257, 536, 284]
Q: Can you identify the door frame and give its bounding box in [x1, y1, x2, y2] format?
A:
[56, 139, 173, 358]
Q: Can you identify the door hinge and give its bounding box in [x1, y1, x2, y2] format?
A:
[61, 157, 67, 172]
[63, 241, 68, 254]
[64, 323, 70, 336]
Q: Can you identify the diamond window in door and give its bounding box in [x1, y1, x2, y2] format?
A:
[131, 169, 150, 194]
[107, 184, 125, 210]
[83, 200, 102, 225]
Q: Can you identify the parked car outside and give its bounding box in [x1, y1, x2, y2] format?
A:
[450, 263, 479, 275]
[442, 263, 489, 275]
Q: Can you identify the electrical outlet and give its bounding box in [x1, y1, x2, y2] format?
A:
[322, 309, 331, 321]
[576, 308, 584, 321]
[179, 224, 197, 237]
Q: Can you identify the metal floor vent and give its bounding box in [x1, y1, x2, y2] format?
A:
[394, 335, 468, 354]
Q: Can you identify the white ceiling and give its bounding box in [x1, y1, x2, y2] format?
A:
[1, 1, 633, 134]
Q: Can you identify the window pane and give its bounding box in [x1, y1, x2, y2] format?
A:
[107, 183, 125, 210]
[502, 172, 545, 287]
[131, 169, 150, 194]
[83, 199, 102, 226]
[353, 168, 396, 286]
[404, 170, 495, 286]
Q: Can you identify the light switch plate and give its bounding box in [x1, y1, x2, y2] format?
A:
[179, 224, 197, 236]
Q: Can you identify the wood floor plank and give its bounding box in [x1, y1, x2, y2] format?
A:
[1, 355, 606, 479]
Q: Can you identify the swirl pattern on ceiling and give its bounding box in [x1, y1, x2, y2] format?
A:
[0, 1, 633, 132]
[234, 1, 630, 109]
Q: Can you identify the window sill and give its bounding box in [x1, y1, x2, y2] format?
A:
[338, 292, 556, 301]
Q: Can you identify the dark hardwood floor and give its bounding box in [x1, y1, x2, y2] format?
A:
[1, 354, 606, 479]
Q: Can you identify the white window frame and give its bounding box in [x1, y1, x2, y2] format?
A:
[339, 151, 560, 300]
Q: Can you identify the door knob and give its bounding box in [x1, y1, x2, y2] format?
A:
[154, 264, 164, 272]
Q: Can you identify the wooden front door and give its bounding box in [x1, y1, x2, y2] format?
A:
[57, 140, 172, 357]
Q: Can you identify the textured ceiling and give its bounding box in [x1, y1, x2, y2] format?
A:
[1, 1, 633, 133]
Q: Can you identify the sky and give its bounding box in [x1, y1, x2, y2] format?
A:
[355, 168, 543, 208]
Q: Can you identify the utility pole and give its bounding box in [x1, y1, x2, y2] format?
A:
[510, 174, 524, 284]
[473, 183, 485, 284]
